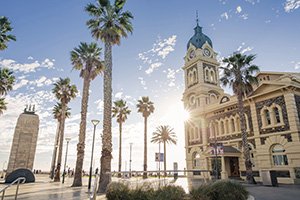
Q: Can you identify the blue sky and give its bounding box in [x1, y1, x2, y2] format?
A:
[0, 0, 300, 172]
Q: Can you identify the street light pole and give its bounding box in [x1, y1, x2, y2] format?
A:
[88, 119, 100, 190]
[62, 137, 71, 184]
[129, 143, 133, 177]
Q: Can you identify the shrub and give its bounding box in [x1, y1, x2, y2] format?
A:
[106, 182, 131, 200]
[129, 182, 155, 200]
[154, 185, 186, 200]
[190, 180, 248, 200]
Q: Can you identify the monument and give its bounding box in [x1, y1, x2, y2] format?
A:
[5, 105, 39, 182]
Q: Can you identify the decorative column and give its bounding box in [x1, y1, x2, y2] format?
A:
[221, 156, 228, 179]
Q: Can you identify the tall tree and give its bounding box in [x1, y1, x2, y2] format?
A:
[85, 0, 133, 192]
[220, 53, 259, 184]
[137, 96, 154, 179]
[0, 98, 7, 115]
[52, 78, 78, 182]
[71, 42, 104, 187]
[50, 103, 71, 179]
[112, 99, 131, 177]
[0, 68, 15, 96]
[151, 125, 177, 177]
[0, 68, 15, 115]
[0, 16, 16, 51]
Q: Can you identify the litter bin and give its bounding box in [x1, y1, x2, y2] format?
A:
[261, 170, 278, 187]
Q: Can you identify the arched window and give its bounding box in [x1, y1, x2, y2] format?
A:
[205, 69, 209, 81]
[231, 118, 235, 132]
[210, 70, 215, 83]
[221, 121, 225, 135]
[193, 152, 201, 168]
[193, 69, 197, 83]
[189, 72, 193, 85]
[264, 110, 271, 125]
[225, 119, 229, 134]
[273, 107, 281, 124]
[272, 144, 288, 166]
[248, 143, 255, 167]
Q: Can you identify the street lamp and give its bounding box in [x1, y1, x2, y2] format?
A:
[88, 119, 100, 190]
[62, 137, 71, 184]
[129, 143, 133, 178]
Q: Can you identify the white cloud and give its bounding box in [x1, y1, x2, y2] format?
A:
[27, 56, 33, 60]
[292, 61, 300, 69]
[240, 14, 249, 20]
[166, 68, 180, 87]
[13, 79, 29, 90]
[244, 0, 260, 5]
[138, 35, 177, 75]
[138, 77, 147, 90]
[221, 12, 229, 20]
[236, 6, 242, 13]
[94, 99, 104, 114]
[0, 58, 55, 74]
[145, 62, 162, 74]
[284, 0, 300, 12]
[115, 92, 123, 99]
[236, 43, 253, 54]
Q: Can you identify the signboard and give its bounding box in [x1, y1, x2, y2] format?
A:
[155, 153, 164, 162]
[210, 143, 224, 155]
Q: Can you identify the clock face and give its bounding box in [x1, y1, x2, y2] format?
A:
[203, 48, 211, 57]
[189, 50, 196, 59]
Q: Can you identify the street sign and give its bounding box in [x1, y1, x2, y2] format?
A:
[155, 153, 164, 162]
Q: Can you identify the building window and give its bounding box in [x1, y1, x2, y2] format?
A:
[272, 144, 288, 166]
[231, 118, 235, 132]
[248, 143, 255, 167]
[193, 152, 201, 168]
[265, 110, 271, 125]
[273, 107, 281, 123]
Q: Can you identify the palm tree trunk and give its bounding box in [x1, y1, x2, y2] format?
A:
[143, 116, 148, 179]
[50, 121, 60, 179]
[98, 42, 112, 193]
[72, 78, 91, 187]
[237, 93, 255, 184]
[118, 122, 122, 178]
[164, 141, 167, 177]
[54, 103, 66, 182]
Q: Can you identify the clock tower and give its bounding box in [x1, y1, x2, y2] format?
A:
[183, 22, 224, 114]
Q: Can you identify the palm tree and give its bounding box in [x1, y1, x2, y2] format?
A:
[137, 96, 154, 179]
[151, 125, 177, 177]
[85, 0, 133, 192]
[0, 16, 16, 50]
[112, 99, 131, 177]
[71, 42, 104, 187]
[0, 98, 7, 115]
[220, 53, 259, 184]
[50, 103, 71, 179]
[0, 68, 15, 96]
[52, 78, 78, 182]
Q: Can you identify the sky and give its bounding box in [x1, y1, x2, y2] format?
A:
[0, 0, 300, 173]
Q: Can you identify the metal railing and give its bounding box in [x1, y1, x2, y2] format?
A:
[0, 177, 26, 200]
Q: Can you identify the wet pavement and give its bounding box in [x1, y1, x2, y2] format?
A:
[2, 175, 300, 200]
[0, 174, 105, 200]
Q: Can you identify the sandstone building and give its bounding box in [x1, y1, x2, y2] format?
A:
[183, 22, 300, 184]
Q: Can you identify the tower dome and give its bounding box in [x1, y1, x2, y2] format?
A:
[187, 24, 213, 50]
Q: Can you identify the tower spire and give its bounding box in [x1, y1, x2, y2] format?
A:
[196, 10, 199, 26]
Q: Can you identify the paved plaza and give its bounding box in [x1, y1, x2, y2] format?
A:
[1, 175, 300, 199]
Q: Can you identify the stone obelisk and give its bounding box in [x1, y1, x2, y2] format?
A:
[6, 105, 40, 176]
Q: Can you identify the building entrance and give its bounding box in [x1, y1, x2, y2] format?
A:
[229, 157, 240, 177]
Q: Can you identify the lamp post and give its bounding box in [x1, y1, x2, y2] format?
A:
[88, 119, 100, 190]
[62, 137, 71, 184]
[129, 143, 133, 178]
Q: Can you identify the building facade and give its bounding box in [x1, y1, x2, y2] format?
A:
[183, 23, 300, 184]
